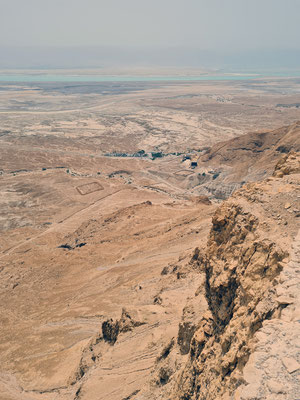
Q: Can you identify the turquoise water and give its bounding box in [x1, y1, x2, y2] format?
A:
[0, 74, 256, 82]
[0, 71, 299, 83]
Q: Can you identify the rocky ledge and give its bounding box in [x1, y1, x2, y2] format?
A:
[139, 152, 300, 400]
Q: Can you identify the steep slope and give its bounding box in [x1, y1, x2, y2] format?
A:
[0, 126, 299, 400]
[201, 121, 300, 173]
[138, 151, 300, 400]
[0, 191, 215, 400]
[194, 121, 300, 198]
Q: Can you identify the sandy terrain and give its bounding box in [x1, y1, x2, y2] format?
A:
[0, 77, 299, 399]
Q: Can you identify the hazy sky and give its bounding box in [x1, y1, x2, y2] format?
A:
[1, 0, 300, 50]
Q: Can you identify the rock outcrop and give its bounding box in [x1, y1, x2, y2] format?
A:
[173, 204, 287, 399]
[139, 152, 300, 400]
[102, 308, 144, 344]
[273, 151, 300, 177]
[236, 229, 300, 400]
[0, 125, 299, 400]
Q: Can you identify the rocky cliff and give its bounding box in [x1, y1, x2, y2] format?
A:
[0, 136, 299, 400]
[139, 152, 300, 400]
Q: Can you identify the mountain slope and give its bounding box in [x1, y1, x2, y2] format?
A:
[138, 151, 300, 400]
[0, 126, 299, 400]
[199, 120, 300, 181]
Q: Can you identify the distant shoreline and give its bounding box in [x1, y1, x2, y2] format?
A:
[1, 72, 300, 83]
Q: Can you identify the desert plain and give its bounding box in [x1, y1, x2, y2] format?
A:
[0, 74, 299, 400]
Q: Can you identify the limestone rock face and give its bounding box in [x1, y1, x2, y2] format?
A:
[273, 151, 300, 177]
[177, 295, 208, 355]
[141, 152, 300, 400]
[173, 208, 285, 399]
[102, 308, 144, 344]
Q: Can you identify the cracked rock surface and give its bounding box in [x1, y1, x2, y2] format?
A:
[137, 152, 300, 400]
[236, 229, 300, 400]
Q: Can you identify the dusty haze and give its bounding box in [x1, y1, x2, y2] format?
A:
[1, 0, 300, 68]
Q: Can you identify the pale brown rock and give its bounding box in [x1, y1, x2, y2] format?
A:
[282, 357, 300, 374]
[267, 380, 286, 394]
[0, 113, 299, 400]
[139, 151, 300, 400]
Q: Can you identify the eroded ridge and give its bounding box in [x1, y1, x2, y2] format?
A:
[137, 152, 300, 400]
[236, 229, 300, 400]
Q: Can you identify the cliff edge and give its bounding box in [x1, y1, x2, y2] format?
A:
[139, 151, 300, 400]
